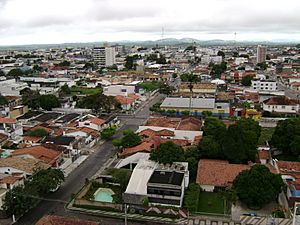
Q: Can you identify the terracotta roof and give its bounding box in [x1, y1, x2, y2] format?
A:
[0, 117, 16, 124]
[263, 96, 299, 106]
[0, 157, 49, 173]
[36, 215, 99, 225]
[88, 117, 105, 126]
[128, 93, 140, 100]
[177, 117, 202, 131]
[277, 161, 300, 172]
[120, 142, 152, 156]
[196, 159, 250, 187]
[23, 136, 43, 143]
[0, 176, 20, 185]
[11, 146, 62, 166]
[115, 95, 135, 105]
[145, 117, 181, 128]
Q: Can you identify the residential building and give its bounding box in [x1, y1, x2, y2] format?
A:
[160, 97, 230, 116]
[123, 159, 189, 207]
[196, 159, 250, 192]
[257, 45, 267, 64]
[251, 79, 277, 91]
[0, 79, 28, 96]
[93, 47, 116, 67]
[103, 85, 138, 97]
[0, 117, 23, 143]
[262, 96, 300, 114]
[78, 115, 106, 132]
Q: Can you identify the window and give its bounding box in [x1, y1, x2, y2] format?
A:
[282, 106, 285, 109]
[121, 89, 127, 92]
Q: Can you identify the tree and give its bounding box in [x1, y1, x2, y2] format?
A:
[101, 127, 116, 140]
[110, 169, 131, 191]
[124, 55, 139, 70]
[184, 183, 200, 212]
[0, 94, 8, 106]
[27, 128, 48, 137]
[39, 94, 60, 110]
[121, 129, 142, 148]
[59, 84, 71, 96]
[233, 165, 284, 209]
[57, 60, 70, 67]
[271, 118, 300, 157]
[210, 62, 227, 76]
[217, 50, 225, 58]
[172, 73, 178, 79]
[150, 141, 184, 164]
[203, 117, 226, 140]
[241, 75, 253, 86]
[0, 70, 5, 76]
[7, 68, 23, 77]
[158, 83, 175, 95]
[199, 135, 223, 159]
[21, 88, 40, 109]
[30, 169, 64, 195]
[184, 147, 201, 181]
[3, 185, 39, 218]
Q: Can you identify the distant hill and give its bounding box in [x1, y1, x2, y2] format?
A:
[0, 38, 298, 50]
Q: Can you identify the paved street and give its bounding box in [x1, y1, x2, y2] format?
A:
[14, 94, 163, 225]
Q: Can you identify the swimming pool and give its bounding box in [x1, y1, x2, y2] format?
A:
[94, 188, 114, 203]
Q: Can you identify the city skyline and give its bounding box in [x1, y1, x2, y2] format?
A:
[1, 0, 300, 45]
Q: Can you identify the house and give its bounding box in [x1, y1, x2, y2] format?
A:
[11, 145, 63, 167]
[262, 96, 299, 114]
[43, 136, 78, 155]
[123, 159, 189, 207]
[196, 159, 250, 192]
[0, 117, 23, 143]
[65, 127, 100, 148]
[274, 160, 300, 207]
[115, 95, 139, 111]
[35, 215, 99, 225]
[178, 83, 217, 96]
[78, 115, 106, 132]
[251, 79, 278, 91]
[103, 85, 136, 97]
[160, 97, 230, 117]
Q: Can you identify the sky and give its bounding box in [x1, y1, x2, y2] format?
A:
[0, 0, 300, 45]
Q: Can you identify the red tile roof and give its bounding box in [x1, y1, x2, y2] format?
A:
[196, 159, 250, 187]
[36, 215, 99, 225]
[120, 142, 152, 157]
[88, 117, 105, 126]
[0, 117, 16, 124]
[0, 176, 20, 185]
[11, 146, 62, 166]
[258, 150, 270, 160]
[145, 117, 181, 128]
[277, 161, 300, 172]
[115, 95, 135, 105]
[263, 96, 299, 106]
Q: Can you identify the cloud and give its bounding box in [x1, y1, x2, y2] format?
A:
[0, 0, 300, 45]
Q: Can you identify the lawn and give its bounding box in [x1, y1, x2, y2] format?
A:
[70, 86, 102, 95]
[197, 192, 225, 214]
[258, 127, 275, 145]
[137, 81, 161, 92]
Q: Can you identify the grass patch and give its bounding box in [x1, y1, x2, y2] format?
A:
[258, 127, 275, 145]
[137, 81, 161, 92]
[70, 86, 102, 95]
[197, 192, 224, 214]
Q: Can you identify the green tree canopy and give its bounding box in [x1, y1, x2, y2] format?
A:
[101, 127, 116, 140]
[150, 141, 184, 164]
[30, 168, 64, 195]
[110, 168, 131, 191]
[59, 84, 71, 96]
[20, 88, 41, 109]
[0, 70, 5, 76]
[7, 68, 23, 77]
[0, 94, 8, 106]
[241, 75, 253, 86]
[27, 128, 48, 137]
[121, 129, 142, 148]
[39, 94, 60, 111]
[233, 165, 284, 209]
[203, 117, 226, 140]
[217, 50, 225, 58]
[199, 135, 223, 159]
[271, 118, 300, 157]
[158, 83, 175, 95]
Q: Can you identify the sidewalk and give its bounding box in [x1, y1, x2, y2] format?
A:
[68, 204, 186, 224]
[63, 155, 88, 177]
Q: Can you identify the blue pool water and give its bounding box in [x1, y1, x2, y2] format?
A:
[94, 188, 114, 202]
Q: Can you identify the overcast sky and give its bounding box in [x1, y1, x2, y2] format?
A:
[0, 0, 300, 45]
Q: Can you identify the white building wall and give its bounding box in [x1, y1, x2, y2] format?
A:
[200, 185, 215, 192]
[263, 104, 299, 114]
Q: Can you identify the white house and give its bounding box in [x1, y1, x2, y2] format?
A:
[78, 115, 106, 132]
[263, 96, 300, 114]
[251, 79, 278, 91]
[103, 85, 136, 97]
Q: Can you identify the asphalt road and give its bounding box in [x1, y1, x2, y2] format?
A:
[15, 94, 165, 225]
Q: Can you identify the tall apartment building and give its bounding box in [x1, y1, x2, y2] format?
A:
[257, 45, 267, 64]
[93, 47, 116, 67]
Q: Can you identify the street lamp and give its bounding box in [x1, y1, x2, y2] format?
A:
[124, 204, 129, 225]
[11, 196, 16, 224]
[292, 202, 300, 225]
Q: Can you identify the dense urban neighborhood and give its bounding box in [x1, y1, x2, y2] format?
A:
[1, 42, 300, 225]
